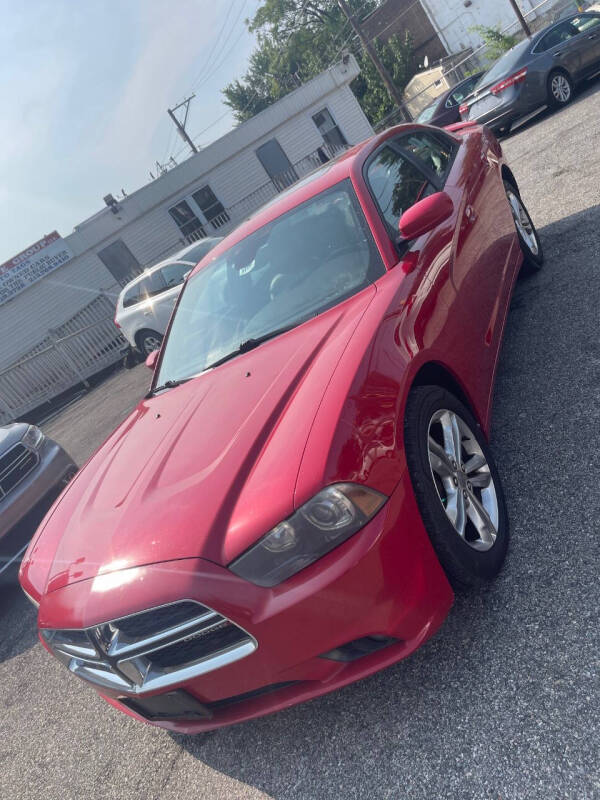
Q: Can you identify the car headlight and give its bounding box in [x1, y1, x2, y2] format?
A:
[22, 425, 44, 449]
[229, 483, 387, 587]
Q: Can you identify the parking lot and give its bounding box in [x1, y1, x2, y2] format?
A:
[1, 81, 599, 800]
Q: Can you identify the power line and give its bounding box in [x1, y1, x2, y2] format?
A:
[164, 0, 253, 163]
[190, 16, 250, 93]
[363, 0, 422, 45]
[168, 0, 342, 163]
[188, 0, 238, 90]
[337, 0, 408, 116]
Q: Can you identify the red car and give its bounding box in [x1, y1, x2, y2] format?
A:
[20, 122, 542, 732]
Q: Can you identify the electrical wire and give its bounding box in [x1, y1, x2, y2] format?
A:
[168, 0, 367, 163]
[188, 0, 238, 90]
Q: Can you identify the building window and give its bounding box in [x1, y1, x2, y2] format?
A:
[97, 239, 141, 286]
[312, 108, 347, 158]
[169, 200, 206, 240]
[192, 186, 230, 230]
[256, 139, 298, 192]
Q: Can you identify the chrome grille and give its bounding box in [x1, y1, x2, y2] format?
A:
[42, 600, 257, 694]
[0, 444, 38, 498]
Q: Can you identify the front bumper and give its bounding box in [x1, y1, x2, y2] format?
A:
[35, 470, 453, 732]
[0, 440, 76, 576]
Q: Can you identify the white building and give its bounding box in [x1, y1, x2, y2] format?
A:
[0, 55, 373, 423]
[419, 0, 569, 55]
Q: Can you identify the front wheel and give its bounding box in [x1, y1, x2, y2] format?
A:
[504, 180, 544, 274]
[404, 386, 509, 588]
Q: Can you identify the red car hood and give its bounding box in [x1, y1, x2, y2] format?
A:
[35, 289, 376, 594]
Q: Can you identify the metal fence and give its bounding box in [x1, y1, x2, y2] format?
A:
[0, 294, 126, 424]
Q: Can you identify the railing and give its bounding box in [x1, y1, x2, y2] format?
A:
[0, 293, 127, 425]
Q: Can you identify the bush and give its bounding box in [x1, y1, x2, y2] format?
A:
[471, 25, 520, 61]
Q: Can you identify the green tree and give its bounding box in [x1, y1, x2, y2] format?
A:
[471, 25, 520, 61]
[222, 0, 414, 126]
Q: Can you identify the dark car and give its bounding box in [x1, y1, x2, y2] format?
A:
[0, 423, 76, 583]
[460, 12, 600, 133]
[416, 72, 484, 127]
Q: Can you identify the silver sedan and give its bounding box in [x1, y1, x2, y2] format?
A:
[460, 11, 600, 133]
[0, 423, 76, 581]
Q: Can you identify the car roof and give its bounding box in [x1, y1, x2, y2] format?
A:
[118, 259, 195, 298]
[175, 237, 222, 259]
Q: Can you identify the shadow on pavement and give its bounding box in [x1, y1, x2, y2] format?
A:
[0, 580, 38, 665]
[171, 203, 600, 799]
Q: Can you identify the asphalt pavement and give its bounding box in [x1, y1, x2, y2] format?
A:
[1, 79, 599, 800]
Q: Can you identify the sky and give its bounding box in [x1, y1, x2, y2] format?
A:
[0, 0, 259, 263]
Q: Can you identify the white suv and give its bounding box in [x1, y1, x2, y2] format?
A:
[115, 238, 222, 355]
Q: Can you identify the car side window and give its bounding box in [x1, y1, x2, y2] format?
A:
[535, 21, 579, 52]
[138, 271, 167, 300]
[122, 283, 141, 308]
[571, 14, 600, 33]
[446, 77, 478, 108]
[366, 146, 435, 234]
[160, 263, 190, 289]
[396, 132, 454, 180]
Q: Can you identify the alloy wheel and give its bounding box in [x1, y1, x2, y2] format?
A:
[506, 189, 539, 256]
[141, 334, 162, 355]
[551, 73, 571, 103]
[427, 410, 499, 551]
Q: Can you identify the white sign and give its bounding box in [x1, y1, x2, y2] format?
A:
[0, 231, 73, 306]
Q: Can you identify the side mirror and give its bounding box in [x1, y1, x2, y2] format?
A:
[399, 191, 454, 241]
[145, 349, 159, 370]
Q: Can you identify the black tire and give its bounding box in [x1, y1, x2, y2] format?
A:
[404, 385, 509, 588]
[136, 329, 163, 356]
[503, 180, 544, 274]
[547, 69, 574, 109]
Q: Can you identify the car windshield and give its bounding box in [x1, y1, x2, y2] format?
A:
[476, 38, 531, 89]
[155, 180, 384, 386]
[417, 100, 438, 123]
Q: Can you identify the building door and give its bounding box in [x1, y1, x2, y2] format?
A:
[256, 139, 298, 191]
[97, 240, 141, 286]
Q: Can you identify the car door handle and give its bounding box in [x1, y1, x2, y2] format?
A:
[464, 204, 477, 224]
[143, 310, 151, 316]
[589, 34, 598, 40]
[553, 51, 564, 57]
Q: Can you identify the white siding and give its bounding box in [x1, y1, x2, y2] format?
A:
[419, 0, 538, 53]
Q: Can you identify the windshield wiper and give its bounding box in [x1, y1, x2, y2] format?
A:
[146, 377, 191, 397]
[205, 324, 297, 371]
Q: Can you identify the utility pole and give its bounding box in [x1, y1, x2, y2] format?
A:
[167, 95, 199, 155]
[507, 0, 531, 37]
[336, 0, 410, 121]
